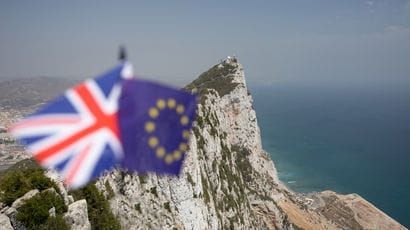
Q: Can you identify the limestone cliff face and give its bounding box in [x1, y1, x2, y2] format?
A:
[95, 60, 406, 230]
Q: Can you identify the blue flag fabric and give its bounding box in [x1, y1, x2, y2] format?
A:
[119, 79, 197, 175]
[10, 63, 197, 188]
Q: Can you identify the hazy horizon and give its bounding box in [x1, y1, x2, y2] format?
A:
[1, 1, 409, 88]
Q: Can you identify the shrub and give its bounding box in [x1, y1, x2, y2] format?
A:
[232, 145, 253, 182]
[29, 169, 58, 191]
[43, 215, 70, 230]
[138, 174, 147, 184]
[134, 203, 141, 213]
[201, 172, 210, 204]
[150, 186, 158, 197]
[17, 190, 67, 229]
[0, 171, 31, 205]
[186, 173, 195, 187]
[0, 167, 60, 206]
[164, 202, 171, 212]
[105, 180, 115, 199]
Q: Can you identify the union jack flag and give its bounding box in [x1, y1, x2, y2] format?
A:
[10, 63, 134, 189]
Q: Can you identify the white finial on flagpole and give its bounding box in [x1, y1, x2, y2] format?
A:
[118, 45, 134, 79]
[121, 62, 134, 79]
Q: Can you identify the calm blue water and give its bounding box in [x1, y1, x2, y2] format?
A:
[251, 83, 410, 228]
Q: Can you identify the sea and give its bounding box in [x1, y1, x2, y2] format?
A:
[250, 82, 410, 228]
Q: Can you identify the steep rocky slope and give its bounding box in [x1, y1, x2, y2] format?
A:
[94, 59, 405, 229]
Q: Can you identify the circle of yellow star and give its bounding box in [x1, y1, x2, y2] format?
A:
[145, 97, 193, 164]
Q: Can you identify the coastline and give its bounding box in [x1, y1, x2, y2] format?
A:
[262, 147, 407, 229]
[252, 83, 410, 227]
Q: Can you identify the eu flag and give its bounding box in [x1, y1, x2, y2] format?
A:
[119, 79, 197, 175]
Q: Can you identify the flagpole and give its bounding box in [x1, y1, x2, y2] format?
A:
[119, 45, 127, 62]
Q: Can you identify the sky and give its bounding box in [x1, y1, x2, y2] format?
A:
[0, 0, 409, 87]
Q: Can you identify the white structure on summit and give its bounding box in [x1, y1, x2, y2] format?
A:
[220, 55, 237, 64]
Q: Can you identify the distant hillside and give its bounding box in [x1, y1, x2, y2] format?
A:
[0, 77, 79, 109]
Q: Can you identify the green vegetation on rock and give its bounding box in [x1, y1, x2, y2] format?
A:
[201, 172, 210, 204]
[17, 189, 68, 230]
[134, 203, 141, 213]
[164, 201, 171, 212]
[104, 180, 115, 199]
[232, 145, 253, 183]
[0, 158, 40, 176]
[0, 162, 60, 206]
[186, 172, 195, 187]
[150, 186, 158, 197]
[138, 174, 147, 184]
[185, 63, 239, 98]
[44, 215, 70, 230]
[0, 159, 69, 230]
